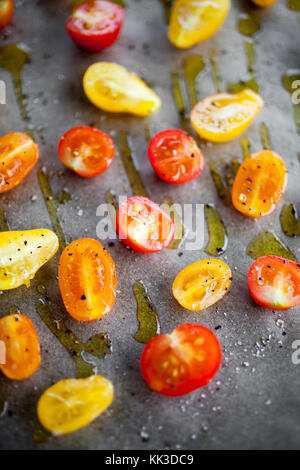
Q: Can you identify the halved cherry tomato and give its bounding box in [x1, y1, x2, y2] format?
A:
[191, 89, 263, 143]
[141, 323, 221, 396]
[66, 0, 124, 52]
[58, 238, 117, 321]
[37, 375, 114, 435]
[58, 126, 115, 178]
[169, 0, 230, 49]
[0, 314, 41, 380]
[148, 129, 205, 184]
[83, 62, 161, 116]
[0, 0, 14, 30]
[0, 132, 39, 193]
[0, 229, 59, 290]
[248, 256, 300, 311]
[173, 259, 232, 311]
[116, 196, 175, 253]
[232, 150, 288, 218]
[251, 0, 276, 6]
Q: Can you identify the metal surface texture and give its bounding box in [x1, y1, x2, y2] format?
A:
[0, 0, 300, 450]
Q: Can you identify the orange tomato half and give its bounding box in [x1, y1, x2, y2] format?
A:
[232, 150, 288, 218]
[58, 238, 117, 321]
[0, 132, 39, 193]
[0, 314, 41, 380]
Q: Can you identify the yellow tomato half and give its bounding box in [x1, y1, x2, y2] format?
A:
[83, 62, 161, 116]
[37, 375, 114, 435]
[251, 0, 277, 7]
[173, 259, 232, 311]
[0, 229, 59, 289]
[168, 0, 231, 49]
[191, 89, 263, 143]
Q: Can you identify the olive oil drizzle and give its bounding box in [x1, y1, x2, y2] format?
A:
[171, 68, 191, 132]
[118, 131, 149, 198]
[240, 137, 251, 159]
[158, 0, 173, 24]
[210, 50, 221, 93]
[208, 161, 232, 206]
[287, 0, 300, 12]
[161, 197, 185, 249]
[56, 189, 71, 205]
[204, 204, 228, 256]
[260, 123, 272, 150]
[0, 384, 7, 418]
[282, 71, 300, 134]
[0, 208, 9, 231]
[280, 203, 300, 237]
[227, 41, 259, 94]
[35, 299, 112, 378]
[0, 44, 30, 122]
[246, 230, 297, 262]
[183, 55, 206, 108]
[37, 168, 67, 252]
[238, 13, 261, 37]
[133, 280, 160, 344]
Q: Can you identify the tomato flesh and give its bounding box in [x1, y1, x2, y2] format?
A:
[58, 238, 117, 321]
[232, 150, 288, 218]
[0, 229, 59, 290]
[0, 0, 13, 30]
[173, 259, 232, 311]
[116, 196, 175, 253]
[58, 126, 115, 178]
[148, 129, 205, 184]
[83, 62, 161, 116]
[0, 314, 41, 380]
[191, 89, 263, 143]
[168, 0, 230, 48]
[0, 132, 39, 193]
[66, 0, 124, 52]
[141, 323, 222, 396]
[37, 375, 114, 435]
[248, 256, 300, 311]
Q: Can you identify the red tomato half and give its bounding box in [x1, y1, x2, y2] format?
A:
[66, 0, 125, 52]
[248, 255, 300, 311]
[116, 196, 175, 253]
[58, 126, 115, 178]
[0, 0, 14, 30]
[0, 132, 39, 193]
[141, 323, 222, 397]
[148, 129, 205, 184]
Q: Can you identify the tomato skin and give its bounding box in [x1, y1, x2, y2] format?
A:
[248, 256, 300, 311]
[116, 196, 175, 253]
[232, 150, 288, 218]
[83, 62, 161, 116]
[66, 0, 124, 52]
[251, 0, 276, 6]
[173, 259, 232, 311]
[0, 314, 41, 380]
[191, 89, 264, 143]
[0, 229, 59, 290]
[141, 323, 222, 397]
[148, 129, 205, 184]
[59, 238, 117, 322]
[58, 126, 115, 178]
[37, 375, 114, 435]
[0, 132, 39, 193]
[0, 0, 14, 30]
[168, 0, 230, 49]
